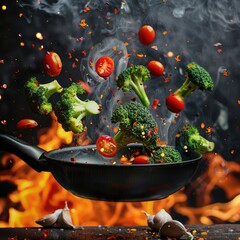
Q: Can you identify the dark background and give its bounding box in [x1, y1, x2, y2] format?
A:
[1, 0, 239, 160]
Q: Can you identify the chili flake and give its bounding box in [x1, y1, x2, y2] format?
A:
[41, 230, 49, 239]
[223, 69, 229, 76]
[83, 6, 90, 12]
[175, 55, 181, 62]
[137, 53, 144, 58]
[152, 99, 159, 109]
[79, 19, 88, 28]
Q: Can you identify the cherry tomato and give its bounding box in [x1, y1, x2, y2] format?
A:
[43, 51, 62, 77]
[96, 135, 118, 157]
[138, 25, 156, 45]
[147, 60, 164, 76]
[133, 155, 150, 164]
[17, 119, 38, 129]
[166, 94, 184, 113]
[95, 56, 114, 78]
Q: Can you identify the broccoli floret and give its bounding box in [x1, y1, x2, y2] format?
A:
[116, 65, 151, 107]
[176, 62, 214, 96]
[54, 83, 100, 133]
[175, 125, 215, 154]
[111, 101, 159, 150]
[150, 146, 182, 163]
[166, 62, 214, 113]
[24, 76, 63, 115]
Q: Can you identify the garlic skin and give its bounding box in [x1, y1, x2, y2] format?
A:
[35, 201, 76, 229]
[142, 209, 172, 231]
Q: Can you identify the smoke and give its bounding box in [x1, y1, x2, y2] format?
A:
[171, 0, 240, 31]
[80, 37, 128, 137]
[1, 0, 240, 159]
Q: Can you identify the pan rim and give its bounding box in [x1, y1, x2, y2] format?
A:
[43, 144, 202, 168]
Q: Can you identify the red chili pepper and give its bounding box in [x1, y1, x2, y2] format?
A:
[152, 99, 159, 109]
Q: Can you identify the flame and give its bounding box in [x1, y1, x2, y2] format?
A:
[1, 114, 240, 227]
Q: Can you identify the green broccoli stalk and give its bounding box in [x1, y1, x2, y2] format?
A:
[111, 101, 159, 151]
[116, 65, 151, 107]
[54, 83, 100, 133]
[166, 62, 214, 113]
[24, 76, 63, 115]
[175, 125, 215, 154]
[150, 145, 182, 163]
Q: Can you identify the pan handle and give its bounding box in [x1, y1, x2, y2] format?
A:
[0, 134, 49, 172]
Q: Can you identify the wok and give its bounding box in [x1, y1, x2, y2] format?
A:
[0, 133, 201, 202]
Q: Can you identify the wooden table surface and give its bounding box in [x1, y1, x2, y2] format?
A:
[0, 225, 240, 240]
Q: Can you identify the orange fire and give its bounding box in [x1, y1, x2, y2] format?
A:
[1, 114, 240, 227]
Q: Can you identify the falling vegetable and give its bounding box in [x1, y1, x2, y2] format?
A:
[116, 65, 151, 107]
[175, 124, 215, 154]
[165, 62, 214, 113]
[147, 60, 164, 76]
[96, 135, 118, 157]
[24, 77, 63, 115]
[17, 119, 38, 129]
[138, 25, 156, 45]
[111, 101, 159, 151]
[95, 56, 114, 78]
[54, 82, 100, 133]
[43, 51, 62, 77]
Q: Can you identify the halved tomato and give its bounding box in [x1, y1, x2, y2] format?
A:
[96, 135, 118, 157]
[95, 56, 114, 78]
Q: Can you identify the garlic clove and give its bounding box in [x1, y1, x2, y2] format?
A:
[56, 201, 75, 229]
[142, 209, 173, 231]
[142, 211, 156, 230]
[160, 220, 187, 238]
[35, 201, 76, 229]
[35, 209, 62, 227]
[153, 209, 172, 230]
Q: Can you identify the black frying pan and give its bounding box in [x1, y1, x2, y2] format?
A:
[0, 134, 201, 202]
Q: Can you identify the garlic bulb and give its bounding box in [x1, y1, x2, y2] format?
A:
[35, 201, 76, 229]
[142, 209, 172, 231]
[160, 220, 193, 239]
